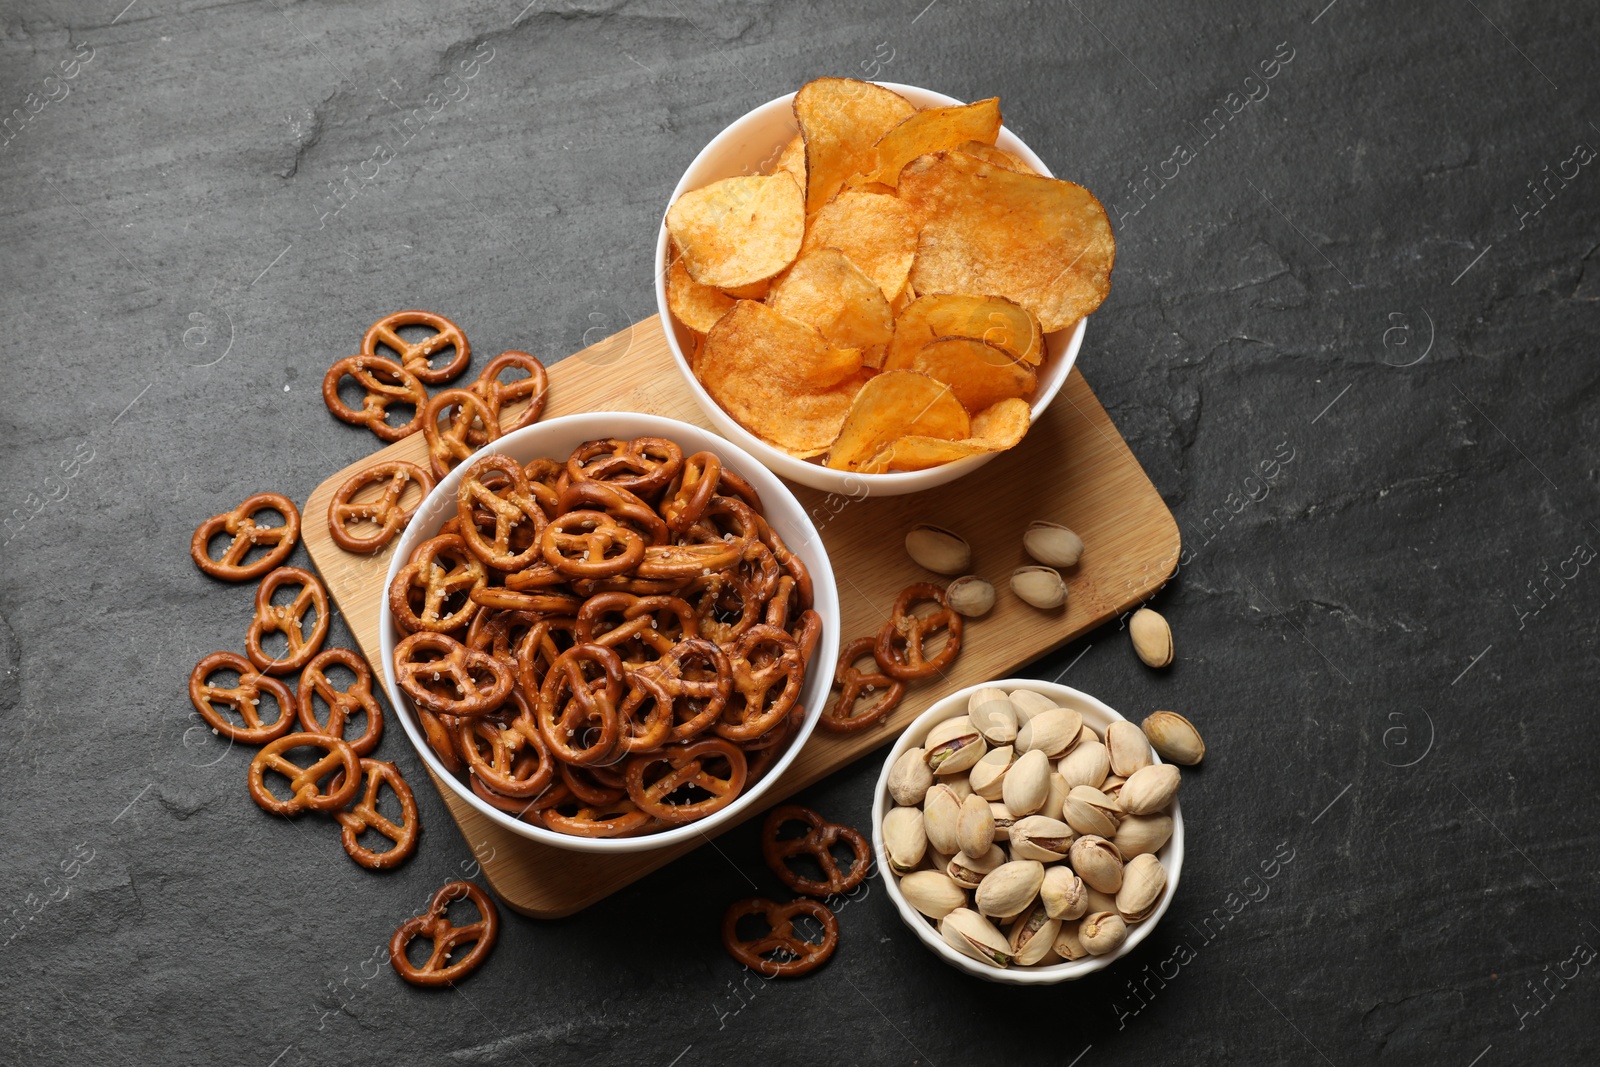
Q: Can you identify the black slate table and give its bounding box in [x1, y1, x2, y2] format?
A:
[3, 1, 1596, 1064]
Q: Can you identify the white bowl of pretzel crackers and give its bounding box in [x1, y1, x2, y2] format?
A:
[873, 679, 1184, 985]
[378, 411, 841, 854]
[654, 79, 1112, 497]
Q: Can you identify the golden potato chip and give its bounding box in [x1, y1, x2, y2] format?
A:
[885, 293, 1043, 367]
[899, 152, 1114, 332]
[953, 139, 1035, 174]
[772, 133, 806, 189]
[889, 282, 916, 316]
[825, 370, 969, 471]
[969, 397, 1031, 447]
[721, 278, 771, 300]
[793, 77, 915, 214]
[697, 301, 867, 453]
[887, 336, 1037, 414]
[858, 437, 963, 473]
[859, 398, 1032, 472]
[862, 98, 1002, 187]
[800, 190, 918, 302]
[768, 248, 894, 356]
[666, 250, 734, 334]
[666, 173, 804, 289]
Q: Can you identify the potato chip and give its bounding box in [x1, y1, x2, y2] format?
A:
[697, 301, 868, 453]
[888, 283, 916, 317]
[859, 398, 1032, 472]
[887, 336, 1037, 414]
[800, 190, 918, 302]
[768, 248, 894, 356]
[666, 249, 734, 334]
[772, 133, 806, 189]
[720, 278, 771, 300]
[858, 437, 962, 473]
[884, 293, 1043, 368]
[666, 173, 804, 289]
[793, 77, 915, 214]
[825, 370, 969, 471]
[899, 152, 1114, 332]
[862, 98, 1002, 187]
[953, 139, 1036, 174]
[969, 397, 1032, 447]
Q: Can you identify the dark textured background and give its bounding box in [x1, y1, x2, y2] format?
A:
[3, 0, 1597, 1063]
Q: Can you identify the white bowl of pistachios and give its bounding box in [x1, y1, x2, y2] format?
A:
[872, 679, 1186, 985]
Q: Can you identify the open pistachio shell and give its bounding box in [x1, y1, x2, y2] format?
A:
[1116, 853, 1168, 923]
[905, 523, 971, 575]
[940, 908, 1013, 968]
[1105, 720, 1153, 777]
[1007, 899, 1062, 966]
[1141, 710, 1205, 765]
[883, 805, 928, 874]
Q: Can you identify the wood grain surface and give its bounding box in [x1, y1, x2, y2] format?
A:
[302, 314, 1179, 917]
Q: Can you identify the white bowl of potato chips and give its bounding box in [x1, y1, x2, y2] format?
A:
[654, 79, 1112, 497]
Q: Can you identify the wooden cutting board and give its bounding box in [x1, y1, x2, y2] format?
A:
[302, 314, 1178, 917]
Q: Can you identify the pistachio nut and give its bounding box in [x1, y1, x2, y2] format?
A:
[967, 745, 1015, 801]
[1078, 723, 1101, 747]
[1001, 749, 1051, 816]
[947, 575, 996, 618]
[1058, 740, 1111, 789]
[1084, 887, 1119, 917]
[940, 908, 1013, 968]
[1141, 710, 1205, 766]
[1040, 865, 1089, 921]
[924, 715, 986, 775]
[946, 844, 1006, 889]
[967, 688, 1018, 745]
[923, 783, 962, 855]
[1007, 689, 1059, 724]
[1069, 835, 1125, 894]
[988, 801, 1016, 842]
[957, 793, 996, 857]
[1022, 521, 1084, 569]
[1052, 921, 1089, 961]
[1116, 853, 1168, 923]
[1015, 707, 1084, 759]
[945, 776, 975, 803]
[899, 870, 968, 920]
[1079, 910, 1128, 956]
[883, 805, 928, 874]
[1100, 774, 1126, 801]
[1105, 720, 1153, 778]
[974, 859, 1045, 921]
[1011, 565, 1067, 609]
[930, 850, 957, 878]
[1007, 899, 1063, 966]
[1129, 607, 1173, 668]
[1119, 763, 1181, 816]
[1008, 815, 1075, 862]
[1112, 813, 1173, 858]
[905, 523, 971, 575]
[1042, 772, 1069, 823]
[1062, 785, 1122, 838]
[888, 747, 934, 806]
